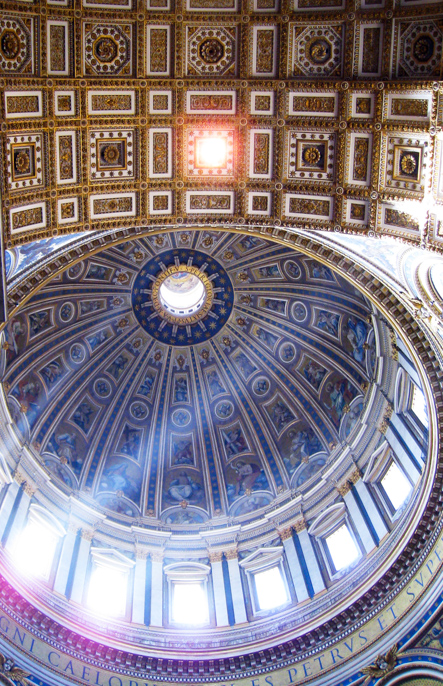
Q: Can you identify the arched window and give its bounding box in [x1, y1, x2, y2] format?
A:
[309, 503, 361, 577]
[364, 441, 413, 519]
[87, 549, 134, 617]
[164, 562, 210, 626]
[12, 505, 65, 581]
[240, 547, 290, 615]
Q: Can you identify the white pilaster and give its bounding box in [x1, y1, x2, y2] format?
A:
[4, 484, 32, 552]
[226, 550, 247, 624]
[343, 489, 375, 554]
[150, 551, 164, 627]
[297, 527, 325, 595]
[209, 552, 229, 627]
[386, 425, 421, 483]
[0, 480, 20, 541]
[280, 528, 309, 602]
[70, 529, 93, 604]
[354, 479, 389, 541]
[132, 549, 148, 624]
[54, 524, 79, 596]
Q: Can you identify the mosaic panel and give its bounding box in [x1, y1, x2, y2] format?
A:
[146, 25, 171, 76]
[150, 90, 172, 114]
[249, 129, 273, 179]
[83, 0, 132, 7]
[10, 202, 47, 234]
[287, 131, 335, 182]
[288, 92, 338, 117]
[247, 192, 272, 216]
[186, 0, 238, 9]
[54, 90, 76, 117]
[6, 133, 44, 191]
[47, 20, 70, 76]
[251, 26, 277, 77]
[250, 91, 274, 115]
[285, 194, 333, 221]
[186, 25, 237, 77]
[252, 0, 279, 9]
[90, 193, 137, 219]
[83, 22, 133, 77]
[186, 191, 234, 214]
[292, 24, 343, 77]
[349, 93, 375, 119]
[186, 91, 236, 114]
[57, 197, 79, 225]
[149, 128, 172, 178]
[381, 205, 420, 233]
[87, 90, 135, 116]
[354, 23, 383, 77]
[4, 90, 42, 118]
[344, 199, 370, 227]
[89, 130, 134, 181]
[385, 94, 431, 122]
[149, 191, 173, 216]
[56, 131, 77, 185]
[0, 15, 35, 75]
[146, 0, 170, 9]
[346, 133, 372, 187]
[294, 0, 344, 6]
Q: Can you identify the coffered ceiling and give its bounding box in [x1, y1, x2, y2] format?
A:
[1, 0, 442, 250]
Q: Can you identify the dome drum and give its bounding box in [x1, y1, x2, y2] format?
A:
[0, 230, 437, 683]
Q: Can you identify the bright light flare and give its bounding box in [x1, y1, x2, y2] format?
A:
[87, 564, 127, 617]
[172, 582, 209, 625]
[326, 524, 359, 571]
[196, 137, 227, 168]
[13, 519, 58, 580]
[381, 462, 412, 510]
[254, 567, 288, 611]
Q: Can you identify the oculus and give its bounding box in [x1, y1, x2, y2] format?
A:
[132, 249, 234, 345]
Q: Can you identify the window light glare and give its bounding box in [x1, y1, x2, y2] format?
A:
[326, 525, 359, 572]
[87, 564, 127, 617]
[172, 582, 208, 625]
[13, 519, 58, 580]
[381, 462, 412, 510]
[196, 137, 227, 168]
[254, 566, 288, 611]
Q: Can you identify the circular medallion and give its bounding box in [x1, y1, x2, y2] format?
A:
[15, 151, 30, 173]
[308, 38, 331, 64]
[130, 401, 149, 420]
[279, 342, 296, 363]
[0, 30, 20, 59]
[60, 302, 74, 323]
[132, 249, 234, 346]
[199, 38, 225, 64]
[215, 400, 234, 420]
[413, 35, 434, 62]
[94, 378, 111, 398]
[303, 147, 321, 165]
[284, 260, 301, 280]
[252, 377, 270, 397]
[70, 343, 86, 364]
[172, 409, 191, 427]
[292, 302, 308, 322]
[93, 36, 118, 63]
[400, 153, 417, 175]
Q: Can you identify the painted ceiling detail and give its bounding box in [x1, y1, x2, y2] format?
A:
[1, 2, 442, 251]
[2, 231, 374, 527]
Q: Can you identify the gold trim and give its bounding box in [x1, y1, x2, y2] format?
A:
[151, 263, 214, 326]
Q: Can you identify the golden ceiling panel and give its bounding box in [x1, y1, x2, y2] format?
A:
[0, 0, 441, 249]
